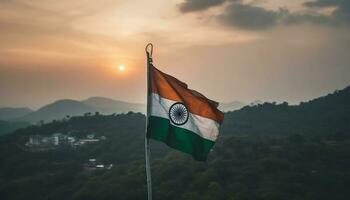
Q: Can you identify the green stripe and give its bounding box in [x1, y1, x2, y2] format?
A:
[147, 116, 215, 161]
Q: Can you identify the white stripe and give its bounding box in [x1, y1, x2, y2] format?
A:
[150, 93, 219, 142]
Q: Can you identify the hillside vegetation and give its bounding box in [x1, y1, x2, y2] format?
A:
[0, 120, 29, 136]
[222, 86, 350, 135]
[0, 86, 349, 200]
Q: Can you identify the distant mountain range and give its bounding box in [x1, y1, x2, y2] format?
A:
[82, 97, 145, 114]
[0, 107, 33, 121]
[1, 96, 246, 124]
[218, 101, 246, 112]
[2, 84, 349, 128]
[0, 97, 145, 124]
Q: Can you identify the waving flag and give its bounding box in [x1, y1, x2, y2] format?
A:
[147, 65, 224, 161]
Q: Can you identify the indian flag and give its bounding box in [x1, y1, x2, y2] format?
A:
[147, 65, 224, 161]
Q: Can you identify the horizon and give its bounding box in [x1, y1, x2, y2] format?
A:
[2, 83, 348, 111]
[1, 0, 350, 109]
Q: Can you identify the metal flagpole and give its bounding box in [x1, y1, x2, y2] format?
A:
[145, 43, 153, 200]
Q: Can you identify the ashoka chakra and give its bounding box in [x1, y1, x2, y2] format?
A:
[169, 102, 189, 126]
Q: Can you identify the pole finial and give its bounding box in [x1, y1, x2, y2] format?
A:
[145, 43, 153, 57]
[145, 43, 154, 64]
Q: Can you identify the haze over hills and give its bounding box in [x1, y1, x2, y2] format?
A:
[218, 100, 269, 112]
[82, 97, 145, 114]
[0, 107, 33, 121]
[1, 96, 245, 124]
[218, 101, 245, 112]
[11, 97, 145, 123]
[17, 99, 94, 123]
[1, 85, 349, 126]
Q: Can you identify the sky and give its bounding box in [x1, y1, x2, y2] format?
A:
[0, 0, 350, 109]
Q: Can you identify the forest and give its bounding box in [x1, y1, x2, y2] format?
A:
[0, 86, 349, 200]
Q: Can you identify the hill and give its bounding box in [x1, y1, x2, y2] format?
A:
[82, 97, 145, 114]
[222, 86, 350, 135]
[0, 107, 33, 121]
[17, 99, 94, 123]
[0, 120, 29, 136]
[0, 86, 349, 199]
[15, 97, 145, 124]
[218, 101, 245, 112]
[1, 112, 350, 200]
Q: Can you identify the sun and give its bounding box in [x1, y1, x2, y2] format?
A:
[118, 65, 125, 72]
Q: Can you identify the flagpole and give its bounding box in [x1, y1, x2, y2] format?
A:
[145, 43, 153, 200]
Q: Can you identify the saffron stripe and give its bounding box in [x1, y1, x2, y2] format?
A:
[150, 66, 224, 124]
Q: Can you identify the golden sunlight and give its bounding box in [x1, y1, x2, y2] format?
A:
[118, 65, 125, 72]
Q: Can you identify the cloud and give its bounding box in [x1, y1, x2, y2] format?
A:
[304, 0, 350, 24]
[178, 0, 226, 13]
[217, 3, 329, 30]
[218, 3, 280, 30]
[178, 0, 350, 30]
[303, 0, 342, 8]
[280, 9, 331, 26]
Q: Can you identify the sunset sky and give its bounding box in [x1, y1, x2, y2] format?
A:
[1, 0, 350, 109]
